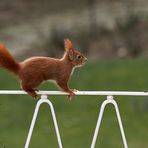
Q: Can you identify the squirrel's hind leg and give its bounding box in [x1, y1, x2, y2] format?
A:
[21, 82, 38, 98]
[21, 85, 38, 98]
[25, 89, 38, 98]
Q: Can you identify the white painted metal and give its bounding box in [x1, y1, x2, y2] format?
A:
[91, 96, 128, 148]
[24, 95, 63, 148]
[0, 90, 148, 96]
[0, 90, 143, 148]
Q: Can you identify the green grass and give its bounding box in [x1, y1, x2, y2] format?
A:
[0, 58, 148, 148]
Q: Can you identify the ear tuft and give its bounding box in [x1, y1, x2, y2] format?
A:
[68, 48, 74, 60]
[64, 38, 73, 51]
[0, 43, 6, 49]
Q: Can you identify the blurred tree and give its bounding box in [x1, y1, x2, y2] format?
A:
[88, 0, 97, 32]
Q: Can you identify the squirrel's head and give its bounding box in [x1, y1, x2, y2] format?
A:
[64, 39, 87, 67]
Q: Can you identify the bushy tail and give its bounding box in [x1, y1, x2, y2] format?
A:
[0, 43, 20, 75]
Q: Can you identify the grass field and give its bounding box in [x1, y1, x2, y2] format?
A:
[0, 58, 148, 148]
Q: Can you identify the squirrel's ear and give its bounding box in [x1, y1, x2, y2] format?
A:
[68, 48, 74, 60]
[0, 43, 6, 49]
[64, 38, 73, 51]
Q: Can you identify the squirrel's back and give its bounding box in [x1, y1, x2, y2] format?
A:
[0, 43, 20, 74]
[19, 56, 62, 80]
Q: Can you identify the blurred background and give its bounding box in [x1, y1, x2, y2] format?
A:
[0, 0, 148, 147]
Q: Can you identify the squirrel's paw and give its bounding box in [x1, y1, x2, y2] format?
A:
[34, 88, 39, 92]
[71, 89, 79, 92]
[67, 91, 75, 101]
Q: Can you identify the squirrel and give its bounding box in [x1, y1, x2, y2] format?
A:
[0, 39, 87, 99]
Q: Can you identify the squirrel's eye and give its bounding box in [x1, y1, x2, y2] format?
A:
[77, 55, 81, 59]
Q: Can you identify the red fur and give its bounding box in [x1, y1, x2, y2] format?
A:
[0, 43, 20, 74]
[0, 39, 87, 99]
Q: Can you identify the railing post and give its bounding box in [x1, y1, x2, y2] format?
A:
[91, 95, 128, 148]
[24, 95, 63, 148]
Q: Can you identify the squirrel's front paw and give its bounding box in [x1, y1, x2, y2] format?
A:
[71, 89, 79, 92]
[67, 91, 75, 101]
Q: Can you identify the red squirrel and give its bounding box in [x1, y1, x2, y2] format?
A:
[0, 39, 87, 99]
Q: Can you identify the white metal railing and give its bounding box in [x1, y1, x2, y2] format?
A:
[1, 90, 148, 148]
[91, 95, 128, 148]
[0, 90, 148, 96]
[24, 95, 63, 148]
